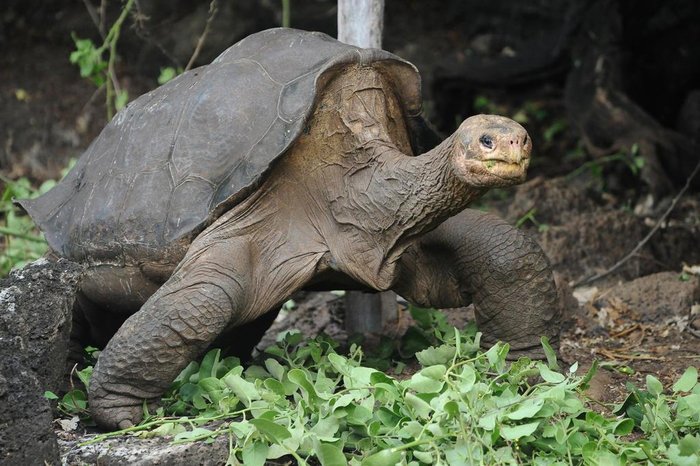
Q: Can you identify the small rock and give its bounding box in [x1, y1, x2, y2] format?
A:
[594, 271, 700, 321]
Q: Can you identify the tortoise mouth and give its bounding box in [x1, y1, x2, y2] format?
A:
[480, 157, 529, 180]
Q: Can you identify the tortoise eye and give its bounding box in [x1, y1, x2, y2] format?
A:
[479, 134, 494, 149]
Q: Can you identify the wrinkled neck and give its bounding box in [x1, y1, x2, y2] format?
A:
[337, 134, 482, 246]
[386, 135, 482, 243]
[324, 134, 485, 288]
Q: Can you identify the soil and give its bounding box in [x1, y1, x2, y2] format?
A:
[1, 1, 699, 463]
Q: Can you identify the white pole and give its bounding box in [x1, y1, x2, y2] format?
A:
[337, 0, 384, 48]
[337, 0, 396, 336]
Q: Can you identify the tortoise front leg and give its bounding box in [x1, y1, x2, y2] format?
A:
[89, 239, 254, 430]
[394, 208, 561, 359]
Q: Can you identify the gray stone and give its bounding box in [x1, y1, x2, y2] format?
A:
[60, 433, 229, 466]
[0, 258, 82, 465]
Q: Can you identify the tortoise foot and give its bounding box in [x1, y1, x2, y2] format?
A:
[89, 380, 154, 430]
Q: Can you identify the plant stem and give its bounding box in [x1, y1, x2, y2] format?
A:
[100, 0, 135, 119]
[0, 226, 45, 242]
[281, 0, 290, 27]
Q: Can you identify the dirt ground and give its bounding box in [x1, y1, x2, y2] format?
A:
[2, 0, 699, 427]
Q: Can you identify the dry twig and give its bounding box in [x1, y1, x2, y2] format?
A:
[596, 348, 664, 361]
[574, 158, 700, 287]
[185, 0, 219, 71]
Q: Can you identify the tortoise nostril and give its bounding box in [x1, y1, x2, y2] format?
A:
[523, 135, 528, 145]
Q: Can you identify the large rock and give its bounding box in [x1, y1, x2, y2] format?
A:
[0, 258, 82, 465]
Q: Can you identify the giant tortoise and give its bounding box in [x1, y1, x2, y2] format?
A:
[19, 28, 560, 429]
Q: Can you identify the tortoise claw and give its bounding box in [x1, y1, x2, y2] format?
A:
[89, 380, 151, 431]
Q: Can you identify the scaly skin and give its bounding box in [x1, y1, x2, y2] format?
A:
[89, 239, 248, 429]
[394, 209, 561, 358]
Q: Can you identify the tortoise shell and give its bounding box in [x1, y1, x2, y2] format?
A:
[18, 28, 421, 263]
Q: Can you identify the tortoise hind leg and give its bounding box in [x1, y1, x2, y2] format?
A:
[394, 208, 561, 359]
[88, 239, 255, 430]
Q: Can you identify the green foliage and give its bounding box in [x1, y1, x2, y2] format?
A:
[70, 36, 108, 86]
[78, 308, 700, 465]
[44, 346, 99, 419]
[158, 66, 182, 85]
[566, 144, 645, 182]
[514, 208, 549, 232]
[1, 160, 75, 276]
[0, 175, 51, 276]
[69, 0, 136, 119]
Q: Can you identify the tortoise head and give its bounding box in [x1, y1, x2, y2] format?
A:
[450, 114, 531, 188]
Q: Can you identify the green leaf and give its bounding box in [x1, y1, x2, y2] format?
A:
[114, 89, 129, 111]
[249, 418, 291, 442]
[361, 449, 403, 466]
[263, 378, 286, 397]
[43, 391, 59, 400]
[317, 442, 348, 466]
[288, 368, 319, 401]
[192, 393, 209, 410]
[241, 441, 268, 466]
[500, 421, 540, 440]
[328, 352, 351, 376]
[478, 411, 497, 430]
[61, 390, 87, 412]
[541, 336, 559, 370]
[347, 404, 373, 425]
[223, 373, 260, 406]
[157, 66, 179, 85]
[568, 361, 579, 374]
[264, 358, 286, 381]
[673, 367, 698, 393]
[141, 422, 186, 438]
[413, 450, 433, 463]
[173, 427, 214, 442]
[346, 366, 377, 388]
[538, 363, 566, 384]
[200, 349, 224, 379]
[646, 375, 663, 396]
[278, 329, 303, 345]
[404, 392, 432, 419]
[443, 400, 459, 418]
[678, 434, 700, 456]
[198, 376, 223, 394]
[667, 444, 699, 466]
[407, 370, 445, 394]
[612, 418, 635, 436]
[415, 344, 456, 366]
[312, 416, 341, 440]
[77, 366, 93, 390]
[506, 397, 544, 420]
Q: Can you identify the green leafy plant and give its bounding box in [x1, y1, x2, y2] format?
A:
[74, 307, 699, 465]
[1, 160, 75, 276]
[45, 346, 99, 419]
[515, 207, 549, 232]
[0, 175, 51, 276]
[157, 66, 182, 85]
[566, 144, 645, 182]
[70, 0, 136, 119]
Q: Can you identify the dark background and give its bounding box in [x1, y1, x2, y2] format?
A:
[1, 0, 698, 191]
